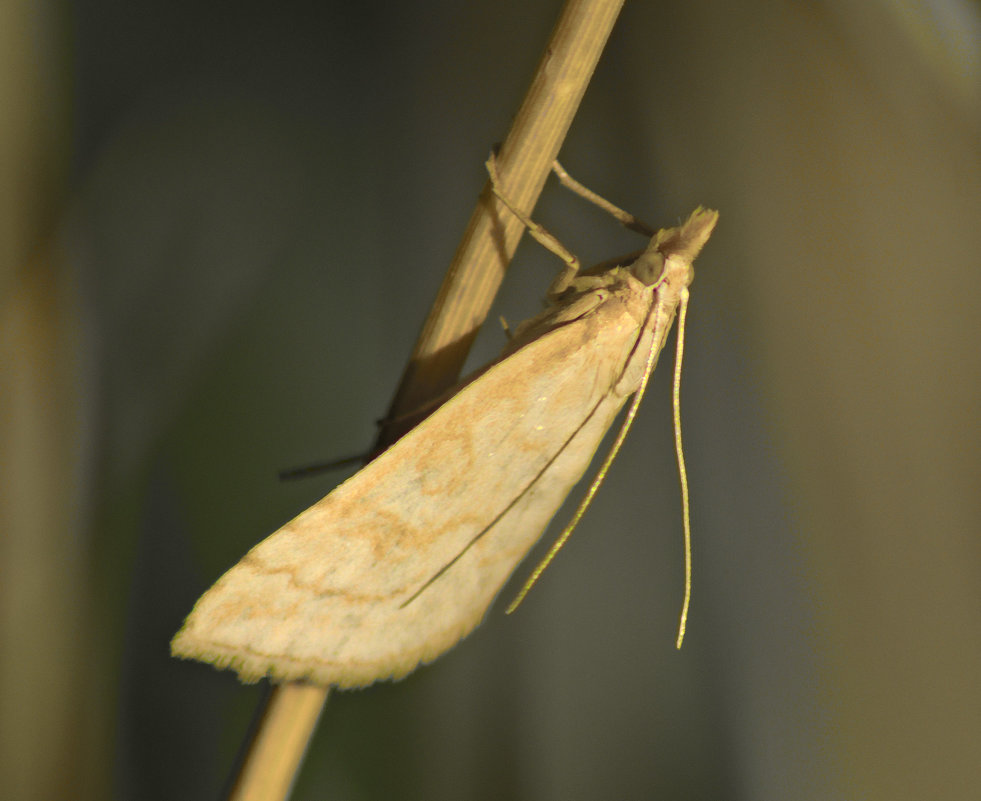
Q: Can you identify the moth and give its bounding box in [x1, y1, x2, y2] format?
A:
[172, 159, 718, 688]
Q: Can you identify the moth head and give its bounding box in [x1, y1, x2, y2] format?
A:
[631, 207, 719, 287]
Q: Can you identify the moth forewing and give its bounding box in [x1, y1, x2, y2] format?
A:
[171, 206, 718, 688]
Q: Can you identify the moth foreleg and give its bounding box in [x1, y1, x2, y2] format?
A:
[484, 152, 581, 298]
[552, 161, 656, 238]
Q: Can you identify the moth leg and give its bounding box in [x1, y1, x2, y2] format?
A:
[485, 152, 581, 297]
[277, 453, 366, 480]
[552, 161, 656, 238]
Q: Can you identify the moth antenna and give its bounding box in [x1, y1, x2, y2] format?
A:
[673, 287, 692, 649]
[506, 303, 665, 614]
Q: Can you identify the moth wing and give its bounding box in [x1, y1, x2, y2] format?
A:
[172, 292, 648, 687]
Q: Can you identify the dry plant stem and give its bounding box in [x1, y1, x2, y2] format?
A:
[225, 683, 326, 801]
[385, 0, 627, 417]
[224, 1, 624, 799]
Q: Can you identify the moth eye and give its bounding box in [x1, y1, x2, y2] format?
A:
[632, 252, 665, 285]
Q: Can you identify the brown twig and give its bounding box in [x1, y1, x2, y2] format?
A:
[225, 1, 625, 798]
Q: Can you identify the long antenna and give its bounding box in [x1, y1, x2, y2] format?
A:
[673, 287, 692, 649]
[506, 303, 666, 614]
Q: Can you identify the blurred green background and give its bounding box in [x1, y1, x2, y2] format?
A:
[2, 1, 978, 799]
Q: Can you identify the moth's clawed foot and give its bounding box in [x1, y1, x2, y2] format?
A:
[484, 147, 504, 194]
[484, 148, 528, 227]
